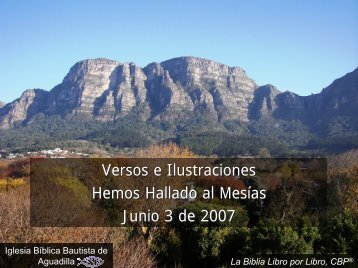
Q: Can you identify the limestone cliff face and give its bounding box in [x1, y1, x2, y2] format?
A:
[0, 89, 48, 129]
[46, 58, 149, 120]
[157, 57, 257, 122]
[144, 62, 195, 119]
[0, 57, 357, 130]
[93, 62, 148, 120]
[43, 56, 257, 122]
[249, 84, 280, 119]
[47, 58, 121, 117]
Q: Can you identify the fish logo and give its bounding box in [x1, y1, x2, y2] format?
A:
[77, 256, 104, 268]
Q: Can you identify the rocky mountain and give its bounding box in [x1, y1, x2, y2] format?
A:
[0, 57, 357, 139]
[0, 101, 5, 108]
[250, 68, 358, 122]
[0, 57, 258, 128]
[0, 89, 49, 129]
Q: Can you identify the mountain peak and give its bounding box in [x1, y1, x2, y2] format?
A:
[60, 58, 121, 87]
[64, 58, 121, 81]
[159, 56, 251, 88]
[161, 56, 222, 65]
[20, 88, 47, 97]
[0, 88, 48, 129]
[160, 56, 245, 72]
[76, 58, 120, 65]
[0, 57, 356, 132]
[321, 67, 358, 95]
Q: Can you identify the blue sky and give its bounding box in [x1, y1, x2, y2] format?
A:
[0, 0, 357, 103]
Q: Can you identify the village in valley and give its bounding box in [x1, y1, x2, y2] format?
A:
[0, 148, 90, 159]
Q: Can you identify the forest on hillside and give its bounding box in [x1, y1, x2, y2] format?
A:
[1, 114, 357, 156]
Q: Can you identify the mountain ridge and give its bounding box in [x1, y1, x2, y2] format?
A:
[0, 57, 357, 140]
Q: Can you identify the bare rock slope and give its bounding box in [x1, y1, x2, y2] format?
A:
[0, 57, 357, 130]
